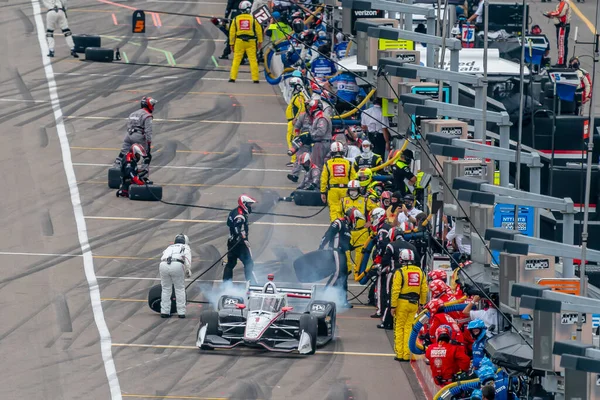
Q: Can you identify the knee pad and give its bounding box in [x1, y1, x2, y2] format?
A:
[46, 29, 54, 38]
[62, 28, 72, 37]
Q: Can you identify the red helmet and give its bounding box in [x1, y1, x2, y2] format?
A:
[381, 191, 392, 208]
[140, 96, 157, 112]
[345, 207, 365, 230]
[426, 298, 445, 314]
[130, 143, 147, 161]
[388, 227, 399, 242]
[307, 99, 322, 116]
[429, 279, 450, 298]
[299, 152, 311, 166]
[428, 269, 448, 283]
[418, 326, 429, 340]
[435, 325, 452, 342]
[238, 194, 256, 214]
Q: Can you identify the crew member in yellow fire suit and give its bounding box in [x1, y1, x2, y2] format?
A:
[321, 141, 356, 222]
[285, 77, 307, 166]
[229, 0, 262, 83]
[391, 248, 427, 362]
[341, 180, 377, 273]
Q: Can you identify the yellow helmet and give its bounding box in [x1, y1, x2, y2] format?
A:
[357, 168, 373, 187]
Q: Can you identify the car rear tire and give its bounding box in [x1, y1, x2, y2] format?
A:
[147, 284, 177, 314]
[299, 314, 318, 355]
[198, 311, 220, 350]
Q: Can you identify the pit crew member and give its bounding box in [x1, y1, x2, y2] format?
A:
[159, 234, 192, 318]
[223, 195, 257, 284]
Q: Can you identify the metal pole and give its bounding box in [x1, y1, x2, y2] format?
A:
[481, 0, 489, 137]
[577, 4, 599, 340]
[513, 0, 527, 231]
[562, 212, 575, 278]
[438, 0, 449, 104]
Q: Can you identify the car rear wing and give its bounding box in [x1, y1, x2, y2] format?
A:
[247, 282, 316, 299]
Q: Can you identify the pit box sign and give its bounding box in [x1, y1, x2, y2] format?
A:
[525, 259, 551, 270]
[441, 126, 463, 136]
[132, 10, 145, 33]
[464, 166, 484, 177]
[492, 204, 534, 265]
[350, 9, 384, 35]
[253, 6, 272, 25]
[560, 313, 586, 325]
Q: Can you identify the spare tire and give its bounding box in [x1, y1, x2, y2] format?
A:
[85, 47, 114, 62]
[73, 34, 101, 53]
[147, 284, 177, 314]
[299, 314, 318, 355]
[293, 250, 336, 282]
[108, 167, 121, 189]
[129, 184, 162, 201]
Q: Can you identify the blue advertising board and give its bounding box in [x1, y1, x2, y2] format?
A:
[492, 204, 535, 265]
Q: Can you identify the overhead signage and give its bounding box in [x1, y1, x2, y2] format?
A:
[350, 9, 384, 35]
[560, 313, 586, 325]
[492, 204, 534, 265]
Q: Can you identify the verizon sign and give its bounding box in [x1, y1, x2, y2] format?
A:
[350, 9, 384, 35]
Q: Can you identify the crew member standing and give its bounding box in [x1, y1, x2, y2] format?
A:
[159, 234, 192, 318]
[306, 99, 333, 168]
[361, 98, 391, 159]
[115, 96, 157, 167]
[390, 249, 427, 361]
[319, 207, 365, 308]
[43, 0, 78, 58]
[391, 149, 416, 196]
[285, 77, 307, 169]
[229, 1, 262, 84]
[223, 195, 257, 284]
[544, 0, 571, 67]
[219, 0, 244, 59]
[321, 142, 356, 221]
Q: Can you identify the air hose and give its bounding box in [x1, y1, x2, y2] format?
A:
[433, 378, 481, 400]
[408, 302, 469, 355]
[354, 236, 376, 283]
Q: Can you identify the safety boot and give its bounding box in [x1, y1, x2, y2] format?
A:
[71, 49, 79, 58]
[48, 50, 55, 57]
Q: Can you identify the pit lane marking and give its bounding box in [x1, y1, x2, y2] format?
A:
[84, 216, 330, 228]
[93, 88, 278, 97]
[70, 147, 287, 157]
[95, 276, 363, 287]
[74, 162, 289, 173]
[80, 180, 295, 190]
[65, 116, 287, 125]
[570, 2, 597, 34]
[112, 343, 396, 357]
[54, 72, 251, 81]
[0, 98, 48, 103]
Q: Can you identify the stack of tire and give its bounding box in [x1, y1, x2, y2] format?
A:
[73, 34, 114, 62]
[107, 168, 163, 201]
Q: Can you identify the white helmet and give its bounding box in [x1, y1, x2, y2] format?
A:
[451, 24, 461, 36]
[238, 194, 256, 214]
[370, 207, 386, 227]
[299, 152, 311, 166]
[336, 32, 345, 42]
[330, 141, 344, 154]
[239, 0, 252, 12]
[347, 180, 360, 200]
[289, 77, 304, 94]
[399, 249, 415, 263]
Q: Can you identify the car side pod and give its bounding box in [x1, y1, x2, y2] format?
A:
[196, 324, 208, 348]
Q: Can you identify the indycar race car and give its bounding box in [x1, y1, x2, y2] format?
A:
[196, 275, 336, 355]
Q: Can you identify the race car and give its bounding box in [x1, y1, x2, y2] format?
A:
[196, 275, 336, 355]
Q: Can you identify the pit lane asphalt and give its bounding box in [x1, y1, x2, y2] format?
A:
[0, 1, 425, 399]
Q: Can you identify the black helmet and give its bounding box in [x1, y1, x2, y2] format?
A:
[174, 234, 188, 245]
[292, 18, 304, 34]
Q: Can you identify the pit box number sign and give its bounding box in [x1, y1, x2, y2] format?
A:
[253, 6, 272, 25]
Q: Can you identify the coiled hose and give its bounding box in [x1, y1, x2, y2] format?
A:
[408, 302, 469, 355]
[433, 379, 481, 400]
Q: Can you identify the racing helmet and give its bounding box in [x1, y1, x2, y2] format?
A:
[357, 168, 373, 188]
[388, 226, 399, 242]
[380, 191, 392, 208]
[289, 77, 304, 94]
[291, 18, 304, 34]
[429, 279, 450, 298]
[317, 30, 328, 40]
[301, 29, 316, 45]
[468, 319, 487, 339]
[347, 180, 360, 200]
[435, 325, 452, 342]
[370, 207, 386, 227]
[238, 194, 256, 214]
[399, 249, 415, 263]
[174, 234, 189, 245]
[307, 98, 322, 116]
[477, 366, 496, 385]
[402, 149, 414, 162]
[336, 32, 345, 42]
[361, 139, 373, 152]
[427, 269, 448, 283]
[345, 207, 365, 230]
[271, 11, 281, 20]
[130, 143, 147, 162]
[470, 389, 483, 400]
[330, 141, 344, 155]
[426, 298, 445, 315]
[451, 23, 461, 36]
[140, 96, 157, 112]
[238, 0, 252, 13]
[299, 152, 312, 169]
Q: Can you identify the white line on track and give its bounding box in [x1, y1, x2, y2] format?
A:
[84, 216, 330, 227]
[0, 251, 82, 257]
[95, 275, 366, 287]
[0, 98, 48, 103]
[53, 72, 252, 82]
[31, 0, 122, 398]
[147, 0, 226, 3]
[73, 162, 289, 173]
